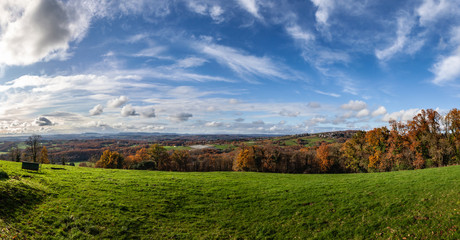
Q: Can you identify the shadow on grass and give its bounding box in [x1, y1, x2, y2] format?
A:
[0, 179, 47, 220]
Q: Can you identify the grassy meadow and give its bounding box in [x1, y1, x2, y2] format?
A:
[0, 160, 459, 239]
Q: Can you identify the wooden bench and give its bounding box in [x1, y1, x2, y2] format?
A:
[22, 162, 40, 171]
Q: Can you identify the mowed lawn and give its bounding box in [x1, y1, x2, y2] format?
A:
[0, 160, 459, 239]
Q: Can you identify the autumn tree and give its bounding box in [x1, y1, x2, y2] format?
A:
[125, 148, 149, 169]
[235, 147, 253, 171]
[316, 142, 332, 172]
[385, 120, 412, 170]
[235, 145, 264, 171]
[365, 127, 389, 171]
[406, 109, 441, 169]
[341, 131, 367, 172]
[95, 150, 124, 169]
[445, 108, 460, 164]
[39, 146, 50, 164]
[171, 150, 190, 171]
[26, 134, 42, 162]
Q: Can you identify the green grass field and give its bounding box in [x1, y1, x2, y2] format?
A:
[0, 161, 458, 239]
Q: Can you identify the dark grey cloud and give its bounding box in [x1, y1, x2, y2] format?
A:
[170, 112, 193, 122]
[34, 116, 54, 126]
[140, 107, 156, 118]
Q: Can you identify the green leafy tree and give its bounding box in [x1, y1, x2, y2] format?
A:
[148, 144, 170, 170]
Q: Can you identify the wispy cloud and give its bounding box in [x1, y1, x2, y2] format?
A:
[315, 90, 340, 98]
[198, 43, 296, 82]
[375, 14, 422, 61]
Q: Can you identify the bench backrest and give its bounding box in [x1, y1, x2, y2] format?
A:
[22, 162, 40, 171]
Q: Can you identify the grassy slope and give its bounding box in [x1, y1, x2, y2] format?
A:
[0, 161, 459, 239]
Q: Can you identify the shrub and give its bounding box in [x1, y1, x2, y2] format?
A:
[0, 170, 9, 180]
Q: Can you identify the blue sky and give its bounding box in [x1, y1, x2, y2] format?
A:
[0, 0, 459, 135]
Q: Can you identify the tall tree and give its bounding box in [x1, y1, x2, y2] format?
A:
[26, 134, 42, 162]
[341, 131, 367, 172]
[316, 142, 332, 173]
[9, 145, 21, 162]
[39, 146, 49, 164]
[171, 150, 190, 171]
[365, 127, 389, 171]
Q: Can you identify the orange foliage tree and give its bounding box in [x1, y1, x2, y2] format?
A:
[95, 150, 124, 169]
[125, 148, 149, 169]
[39, 146, 50, 164]
[365, 127, 389, 171]
[316, 142, 332, 172]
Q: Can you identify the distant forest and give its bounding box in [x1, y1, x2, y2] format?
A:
[3, 108, 459, 174]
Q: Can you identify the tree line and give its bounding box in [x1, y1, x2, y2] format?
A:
[90, 108, 460, 173]
[9, 108, 460, 173]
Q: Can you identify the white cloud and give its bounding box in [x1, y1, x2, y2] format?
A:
[120, 104, 138, 117]
[107, 96, 129, 108]
[89, 104, 104, 116]
[229, 99, 240, 104]
[279, 109, 300, 117]
[187, 2, 224, 23]
[341, 100, 367, 111]
[205, 121, 222, 127]
[188, 1, 207, 15]
[237, 0, 261, 19]
[133, 46, 166, 58]
[310, 0, 334, 27]
[210, 5, 224, 23]
[315, 90, 340, 98]
[174, 57, 208, 69]
[372, 106, 387, 117]
[356, 109, 370, 118]
[417, 0, 453, 26]
[382, 108, 420, 122]
[431, 47, 460, 85]
[286, 25, 314, 43]
[375, 14, 419, 61]
[199, 43, 292, 81]
[0, 0, 100, 66]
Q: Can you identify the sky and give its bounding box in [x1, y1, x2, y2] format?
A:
[0, 0, 459, 135]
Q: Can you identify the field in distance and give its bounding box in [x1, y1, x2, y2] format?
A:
[0, 160, 459, 239]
